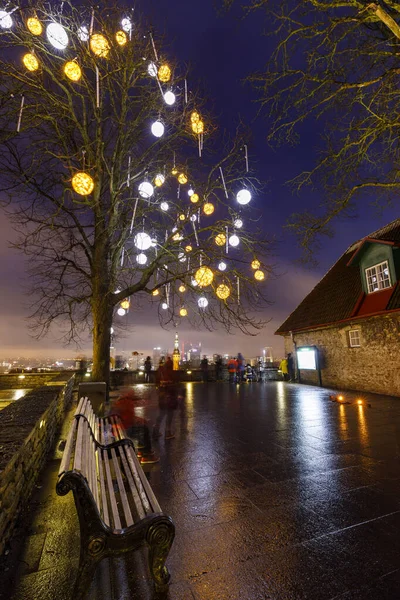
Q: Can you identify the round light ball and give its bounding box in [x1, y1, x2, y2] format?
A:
[191, 278, 198, 287]
[121, 17, 132, 33]
[190, 193, 199, 204]
[251, 259, 261, 270]
[136, 253, 147, 265]
[178, 173, 188, 185]
[171, 167, 178, 175]
[179, 285, 186, 292]
[185, 245, 192, 252]
[27, 17, 42, 36]
[152, 289, 159, 296]
[191, 111, 200, 124]
[188, 188, 194, 197]
[192, 120, 204, 134]
[121, 299, 130, 310]
[218, 261, 227, 271]
[254, 270, 265, 281]
[23, 53, 39, 72]
[216, 284, 230, 300]
[160, 202, 169, 211]
[90, 33, 110, 57]
[138, 181, 154, 198]
[203, 203, 214, 216]
[164, 91, 176, 106]
[190, 215, 197, 222]
[64, 61, 82, 82]
[148, 62, 157, 77]
[229, 234, 240, 247]
[72, 172, 94, 196]
[46, 23, 69, 50]
[236, 189, 252, 205]
[154, 174, 165, 187]
[116, 30, 127, 46]
[180, 307, 187, 317]
[179, 214, 186, 221]
[158, 64, 171, 82]
[0, 10, 12, 29]
[151, 120, 165, 138]
[161, 302, 168, 310]
[134, 232, 152, 251]
[234, 219, 243, 229]
[198, 297, 208, 309]
[77, 25, 89, 42]
[117, 307, 126, 316]
[215, 233, 226, 247]
[195, 266, 214, 287]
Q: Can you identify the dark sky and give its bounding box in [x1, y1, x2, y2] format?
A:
[0, 0, 398, 359]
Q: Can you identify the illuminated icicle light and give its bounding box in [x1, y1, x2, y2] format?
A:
[215, 233, 226, 247]
[195, 266, 214, 287]
[72, 172, 94, 195]
[121, 17, 132, 33]
[27, 17, 42, 36]
[161, 302, 169, 310]
[164, 91, 176, 106]
[178, 173, 188, 185]
[154, 173, 165, 187]
[138, 181, 154, 198]
[115, 30, 127, 46]
[158, 64, 171, 82]
[236, 189, 252, 205]
[151, 120, 165, 138]
[23, 53, 39, 72]
[117, 307, 126, 316]
[179, 285, 186, 292]
[121, 299, 130, 310]
[136, 253, 147, 265]
[77, 25, 89, 42]
[234, 218, 243, 229]
[46, 23, 69, 50]
[254, 269, 265, 281]
[0, 10, 12, 29]
[148, 62, 157, 77]
[134, 232, 152, 250]
[64, 61, 82, 82]
[218, 261, 227, 271]
[229, 234, 240, 247]
[203, 202, 214, 216]
[160, 202, 169, 211]
[251, 259, 261, 270]
[198, 296, 208, 309]
[190, 193, 199, 204]
[90, 33, 110, 57]
[216, 284, 230, 300]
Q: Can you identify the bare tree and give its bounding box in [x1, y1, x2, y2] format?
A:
[0, 1, 271, 384]
[225, 0, 400, 259]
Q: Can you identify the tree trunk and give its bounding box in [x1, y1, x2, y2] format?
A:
[92, 295, 113, 389]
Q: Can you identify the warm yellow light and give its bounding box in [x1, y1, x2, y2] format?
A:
[158, 64, 171, 82]
[171, 167, 178, 175]
[338, 395, 344, 401]
[254, 269, 265, 281]
[215, 233, 226, 246]
[64, 61, 82, 82]
[179, 214, 186, 221]
[191, 111, 200, 123]
[90, 33, 110, 57]
[192, 120, 204, 134]
[179, 285, 186, 293]
[251, 259, 261, 270]
[195, 266, 214, 287]
[357, 399, 363, 405]
[185, 245, 192, 253]
[27, 17, 42, 36]
[190, 193, 199, 204]
[203, 202, 214, 216]
[172, 232, 181, 241]
[154, 174, 165, 187]
[23, 53, 39, 72]
[115, 30, 127, 46]
[216, 284, 230, 300]
[180, 307, 187, 317]
[152, 289, 159, 296]
[178, 173, 188, 185]
[121, 299, 130, 310]
[71, 172, 94, 195]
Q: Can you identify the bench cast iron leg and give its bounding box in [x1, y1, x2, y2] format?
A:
[74, 536, 107, 600]
[146, 517, 175, 592]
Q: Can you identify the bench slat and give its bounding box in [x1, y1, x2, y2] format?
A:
[124, 447, 153, 514]
[74, 396, 85, 417]
[74, 417, 84, 473]
[59, 417, 78, 475]
[118, 447, 146, 520]
[97, 447, 110, 526]
[103, 449, 122, 530]
[111, 447, 134, 527]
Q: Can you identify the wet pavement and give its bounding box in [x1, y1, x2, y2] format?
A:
[1, 381, 400, 600]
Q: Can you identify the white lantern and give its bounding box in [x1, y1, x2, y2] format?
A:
[136, 253, 147, 265]
[234, 218, 243, 229]
[190, 215, 197, 222]
[198, 297, 208, 309]
[117, 307, 126, 316]
[218, 261, 227, 271]
[236, 189, 251, 205]
[148, 62, 157, 77]
[160, 202, 169, 211]
[121, 17, 132, 33]
[138, 181, 154, 198]
[188, 188, 194, 197]
[46, 23, 69, 50]
[229, 234, 240, 247]
[151, 121, 165, 138]
[77, 25, 89, 41]
[161, 302, 168, 310]
[134, 232, 152, 250]
[164, 91, 176, 106]
[0, 10, 12, 28]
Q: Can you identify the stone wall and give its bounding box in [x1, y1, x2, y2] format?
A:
[0, 377, 74, 556]
[0, 372, 71, 390]
[283, 312, 400, 396]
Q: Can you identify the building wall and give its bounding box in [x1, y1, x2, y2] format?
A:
[283, 312, 400, 396]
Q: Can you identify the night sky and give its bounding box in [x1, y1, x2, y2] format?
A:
[0, 0, 398, 360]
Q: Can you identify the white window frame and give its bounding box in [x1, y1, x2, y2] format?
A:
[348, 329, 361, 348]
[365, 260, 391, 294]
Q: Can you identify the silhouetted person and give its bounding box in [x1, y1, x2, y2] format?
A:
[237, 353, 245, 383]
[287, 353, 295, 382]
[215, 355, 223, 381]
[200, 355, 209, 382]
[144, 356, 152, 383]
[154, 357, 181, 439]
[227, 357, 237, 383]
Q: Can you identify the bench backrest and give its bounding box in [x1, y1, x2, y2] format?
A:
[75, 396, 126, 444]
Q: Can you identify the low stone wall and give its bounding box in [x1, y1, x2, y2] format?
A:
[0, 376, 74, 556]
[0, 372, 72, 390]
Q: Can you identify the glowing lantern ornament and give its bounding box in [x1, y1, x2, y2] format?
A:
[172, 232, 182, 241]
[121, 299, 130, 310]
[190, 215, 197, 222]
[198, 297, 208, 309]
[171, 167, 178, 175]
[190, 193, 199, 204]
[216, 284, 230, 300]
[154, 174, 165, 187]
[229, 234, 240, 247]
[64, 61, 82, 82]
[251, 259, 261, 270]
[179, 214, 186, 221]
[179, 285, 186, 292]
[138, 181, 154, 198]
[185, 245, 192, 253]
[116, 30, 127, 46]
[215, 233, 226, 247]
[136, 253, 147, 265]
[192, 120, 204, 134]
[254, 270, 265, 281]
[218, 261, 227, 271]
[188, 188, 194, 197]
[90, 33, 110, 57]
[0, 10, 12, 29]
[195, 266, 214, 287]
[121, 17, 132, 33]
[46, 23, 69, 50]
[191, 111, 200, 124]
[151, 120, 165, 138]
[117, 307, 126, 316]
[23, 53, 39, 72]
[178, 173, 188, 185]
[236, 189, 252, 206]
[72, 172, 94, 196]
[148, 62, 157, 77]
[234, 218, 243, 229]
[161, 302, 168, 310]
[134, 232, 152, 251]
[164, 91, 176, 106]
[203, 202, 214, 216]
[152, 289, 159, 296]
[27, 17, 42, 36]
[77, 25, 89, 42]
[160, 202, 169, 212]
[158, 64, 171, 82]
[180, 307, 187, 317]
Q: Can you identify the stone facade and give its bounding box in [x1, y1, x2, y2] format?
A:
[283, 312, 400, 396]
[0, 377, 74, 556]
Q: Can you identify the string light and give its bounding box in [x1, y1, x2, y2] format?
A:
[72, 172, 94, 195]
[203, 202, 214, 216]
[178, 173, 188, 185]
[251, 259, 261, 270]
[154, 174, 165, 187]
[190, 193, 199, 204]
[254, 270, 265, 281]
[195, 266, 214, 287]
[216, 284, 230, 300]
[185, 245, 192, 252]
[215, 233, 226, 246]
[179, 214, 186, 221]
[64, 61, 82, 82]
[161, 302, 168, 310]
[192, 120, 204, 134]
[121, 299, 130, 310]
[115, 30, 127, 46]
[90, 33, 110, 57]
[158, 64, 171, 82]
[27, 17, 42, 36]
[23, 53, 39, 72]
[179, 285, 186, 292]
[180, 307, 187, 317]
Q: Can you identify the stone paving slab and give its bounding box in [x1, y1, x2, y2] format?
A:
[0, 381, 399, 599]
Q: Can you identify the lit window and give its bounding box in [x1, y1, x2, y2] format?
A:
[365, 261, 391, 294]
[348, 329, 361, 348]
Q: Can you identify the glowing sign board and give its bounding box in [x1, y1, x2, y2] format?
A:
[296, 346, 317, 370]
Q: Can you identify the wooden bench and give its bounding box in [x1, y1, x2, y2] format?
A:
[56, 412, 175, 599]
[74, 396, 128, 446]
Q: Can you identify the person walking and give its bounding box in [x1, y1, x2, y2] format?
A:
[153, 356, 181, 440]
[200, 355, 209, 383]
[215, 355, 223, 381]
[279, 356, 289, 381]
[144, 356, 152, 383]
[287, 353, 295, 382]
[227, 357, 237, 383]
[237, 353, 245, 383]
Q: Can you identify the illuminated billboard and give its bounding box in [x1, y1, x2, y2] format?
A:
[296, 346, 317, 370]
